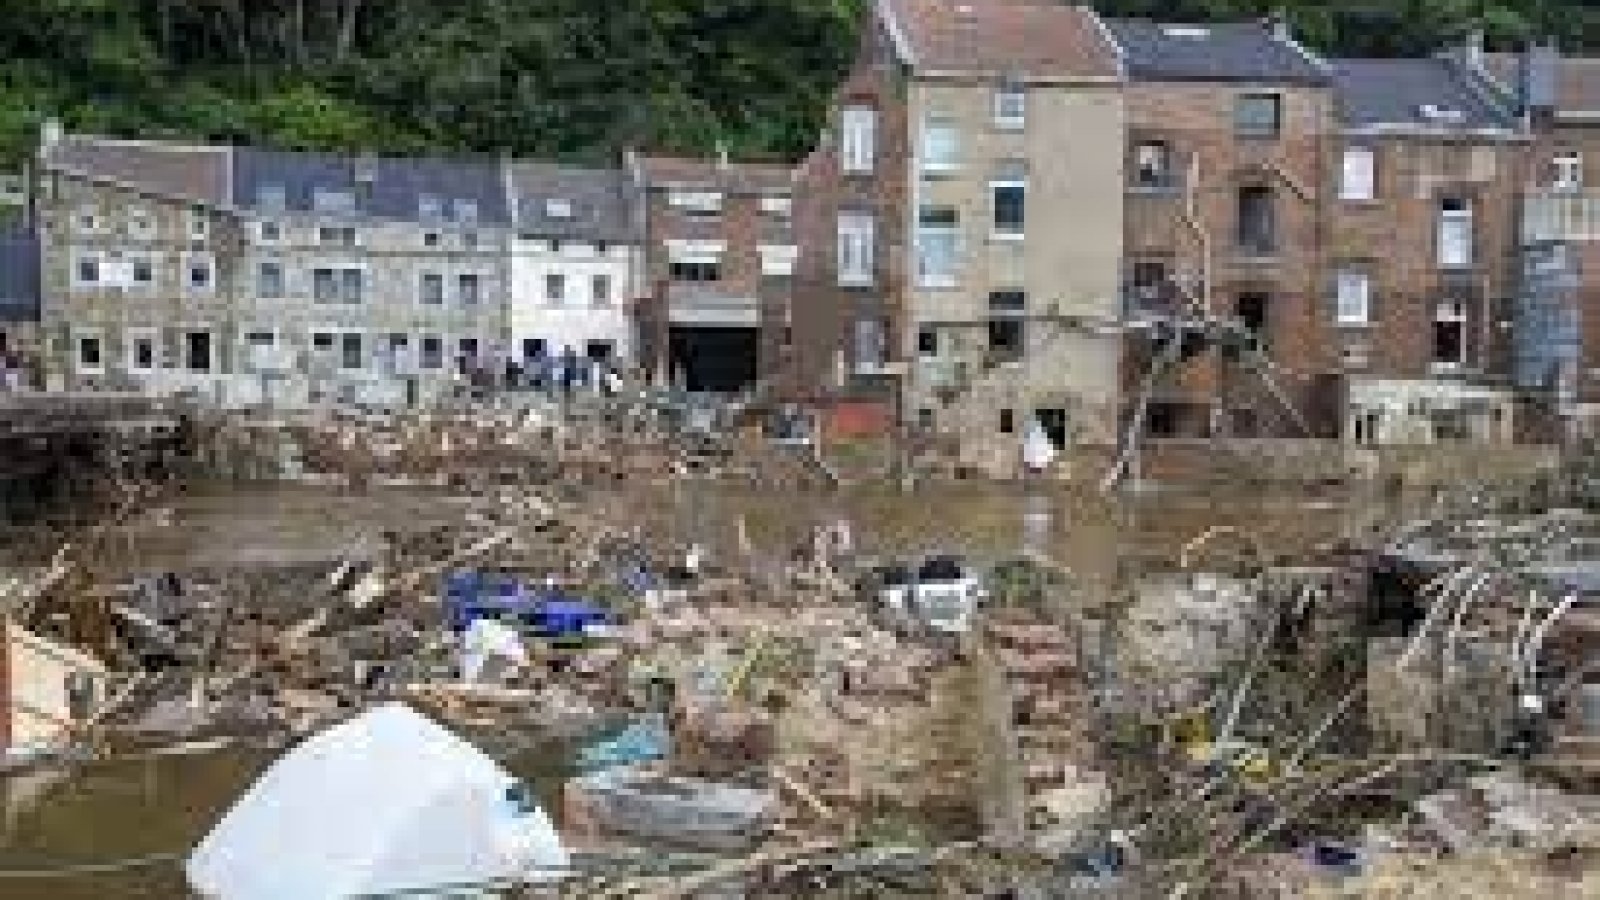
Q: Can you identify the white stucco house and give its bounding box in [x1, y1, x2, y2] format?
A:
[506, 162, 641, 371]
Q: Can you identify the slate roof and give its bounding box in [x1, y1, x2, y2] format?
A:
[879, 0, 1121, 78]
[1332, 58, 1516, 130]
[233, 148, 510, 224]
[1102, 19, 1328, 84]
[0, 233, 40, 324]
[1484, 51, 1600, 113]
[508, 162, 637, 242]
[45, 136, 231, 205]
[638, 157, 794, 195]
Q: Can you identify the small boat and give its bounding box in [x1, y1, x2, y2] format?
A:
[568, 765, 774, 852]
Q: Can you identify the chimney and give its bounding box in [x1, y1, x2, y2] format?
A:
[1266, 8, 1291, 42]
[1524, 40, 1560, 119]
[1464, 28, 1485, 68]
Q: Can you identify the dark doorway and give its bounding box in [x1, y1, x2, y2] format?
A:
[1036, 408, 1068, 447]
[668, 327, 760, 394]
[185, 331, 212, 373]
[1236, 293, 1269, 344]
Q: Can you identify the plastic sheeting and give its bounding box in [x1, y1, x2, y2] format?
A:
[186, 703, 567, 899]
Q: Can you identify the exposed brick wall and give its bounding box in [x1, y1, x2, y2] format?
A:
[788, 18, 908, 405]
[1121, 80, 1338, 437]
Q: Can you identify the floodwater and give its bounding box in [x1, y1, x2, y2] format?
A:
[0, 732, 584, 899]
[0, 474, 1397, 897]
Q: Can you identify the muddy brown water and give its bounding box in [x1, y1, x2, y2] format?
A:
[0, 476, 1405, 897]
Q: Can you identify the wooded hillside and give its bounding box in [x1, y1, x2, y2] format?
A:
[0, 1, 1592, 163]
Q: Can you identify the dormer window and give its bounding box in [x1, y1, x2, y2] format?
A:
[453, 199, 479, 223]
[256, 184, 287, 211]
[418, 194, 443, 220]
[669, 191, 722, 215]
[545, 198, 573, 219]
[994, 84, 1026, 130]
[1417, 104, 1465, 125]
[313, 188, 355, 213]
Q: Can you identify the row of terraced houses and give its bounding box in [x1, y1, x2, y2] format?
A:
[6, 0, 1600, 473]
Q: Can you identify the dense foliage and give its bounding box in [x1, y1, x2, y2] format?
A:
[0, 1, 1596, 164]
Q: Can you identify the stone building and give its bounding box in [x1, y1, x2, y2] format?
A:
[631, 154, 797, 394]
[1105, 17, 1340, 440]
[1329, 54, 1525, 446]
[36, 128, 239, 398]
[230, 148, 509, 406]
[505, 162, 642, 374]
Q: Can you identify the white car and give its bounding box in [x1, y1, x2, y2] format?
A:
[872, 556, 986, 635]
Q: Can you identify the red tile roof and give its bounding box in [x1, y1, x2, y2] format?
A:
[879, 0, 1121, 78]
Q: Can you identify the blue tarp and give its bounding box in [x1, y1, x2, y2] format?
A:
[443, 572, 612, 638]
[576, 715, 669, 773]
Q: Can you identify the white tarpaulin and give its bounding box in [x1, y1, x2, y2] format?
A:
[1022, 417, 1058, 472]
[461, 617, 529, 683]
[186, 703, 567, 899]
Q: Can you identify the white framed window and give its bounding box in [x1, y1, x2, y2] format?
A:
[1340, 147, 1376, 201]
[546, 273, 566, 305]
[921, 116, 959, 174]
[916, 206, 960, 288]
[314, 267, 364, 304]
[186, 207, 209, 240]
[994, 85, 1026, 130]
[1553, 152, 1584, 191]
[591, 274, 611, 307]
[1433, 299, 1467, 367]
[184, 254, 214, 293]
[544, 198, 573, 219]
[74, 252, 101, 287]
[992, 176, 1026, 238]
[319, 226, 357, 248]
[458, 272, 482, 306]
[452, 199, 479, 223]
[257, 261, 285, 299]
[758, 244, 798, 277]
[837, 212, 875, 287]
[419, 272, 444, 305]
[841, 106, 877, 174]
[1437, 198, 1474, 268]
[854, 317, 887, 369]
[75, 329, 104, 374]
[75, 206, 101, 234]
[257, 220, 281, 243]
[126, 328, 158, 374]
[339, 332, 365, 371]
[126, 253, 154, 288]
[418, 194, 444, 220]
[760, 196, 793, 218]
[1335, 268, 1371, 325]
[420, 335, 444, 370]
[668, 191, 722, 215]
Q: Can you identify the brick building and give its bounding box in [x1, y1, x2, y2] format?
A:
[1476, 41, 1600, 437]
[1105, 17, 1340, 441]
[630, 154, 797, 394]
[1329, 54, 1525, 445]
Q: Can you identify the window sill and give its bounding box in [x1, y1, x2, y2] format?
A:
[918, 279, 959, 291]
[1339, 196, 1381, 206]
[920, 164, 960, 179]
[993, 120, 1025, 132]
[1336, 319, 1374, 329]
[838, 278, 876, 289]
[989, 232, 1025, 243]
[1128, 183, 1183, 195]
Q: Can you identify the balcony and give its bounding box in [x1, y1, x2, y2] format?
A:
[1523, 190, 1600, 244]
[666, 284, 759, 327]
